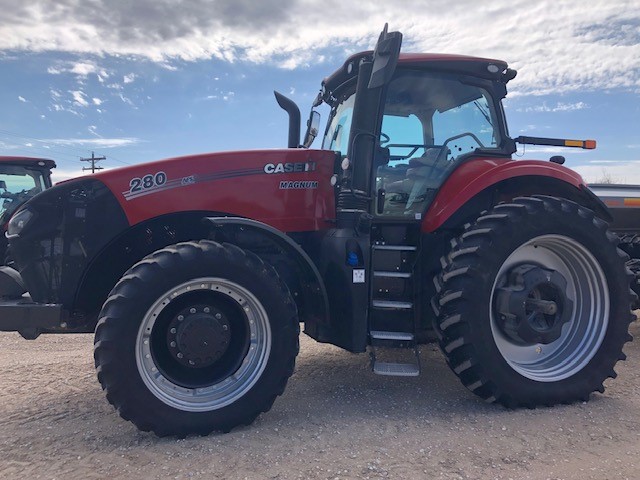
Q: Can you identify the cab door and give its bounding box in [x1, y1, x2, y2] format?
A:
[374, 69, 505, 220]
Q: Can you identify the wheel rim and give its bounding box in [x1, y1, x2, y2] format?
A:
[490, 235, 609, 382]
[136, 277, 271, 412]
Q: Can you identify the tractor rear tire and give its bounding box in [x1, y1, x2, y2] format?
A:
[432, 196, 635, 407]
[94, 240, 299, 436]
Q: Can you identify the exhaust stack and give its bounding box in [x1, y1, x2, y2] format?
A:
[274, 91, 301, 148]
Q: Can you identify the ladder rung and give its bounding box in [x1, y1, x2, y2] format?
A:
[373, 361, 420, 377]
[373, 271, 411, 278]
[372, 300, 413, 310]
[371, 331, 414, 341]
[372, 245, 417, 251]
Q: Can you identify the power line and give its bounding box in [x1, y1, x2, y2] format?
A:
[81, 152, 106, 173]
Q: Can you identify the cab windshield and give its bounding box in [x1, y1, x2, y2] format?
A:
[322, 89, 356, 153]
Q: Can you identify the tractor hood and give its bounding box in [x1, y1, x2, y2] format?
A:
[8, 147, 336, 307]
[89, 148, 337, 231]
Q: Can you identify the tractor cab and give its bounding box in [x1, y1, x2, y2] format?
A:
[315, 28, 517, 223]
[322, 51, 515, 220]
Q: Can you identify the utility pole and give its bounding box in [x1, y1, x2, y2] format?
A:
[81, 152, 106, 173]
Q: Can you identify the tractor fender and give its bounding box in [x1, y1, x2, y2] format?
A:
[422, 158, 611, 232]
[204, 217, 330, 328]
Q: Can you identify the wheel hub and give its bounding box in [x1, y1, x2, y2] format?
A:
[167, 304, 231, 368]
[495, 264, 573, 345]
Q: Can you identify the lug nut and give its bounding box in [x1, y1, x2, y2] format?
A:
[190, 308, 197, 314]
[170, 341, 176, 348]
[189, 360, 195, 365]
[177, 352, 184, 359]
[177, 315, 184, 321]
[222, 325, 228, 331]
[215, 313, 222, 320]
[170, 328, 176, 334]
[204, 307, 210, 313]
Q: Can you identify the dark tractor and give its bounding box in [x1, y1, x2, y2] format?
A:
[590, 184, 640, 306]
[0, 26, 634, 437]
[0, 156, 55, 263]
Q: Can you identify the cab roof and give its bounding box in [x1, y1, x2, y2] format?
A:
[322, 51, 510, 97]
[0, 156, 56, 169]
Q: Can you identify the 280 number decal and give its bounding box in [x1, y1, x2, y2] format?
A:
[129, 172, 167, 193]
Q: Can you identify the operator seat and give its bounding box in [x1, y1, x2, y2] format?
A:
[386, 147, 448, 212]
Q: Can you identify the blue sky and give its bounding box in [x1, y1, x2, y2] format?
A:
[0, 0, 638, 183]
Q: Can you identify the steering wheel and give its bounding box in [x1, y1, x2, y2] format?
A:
[442, 132, 485, 151]
[379, 132, 390, 146]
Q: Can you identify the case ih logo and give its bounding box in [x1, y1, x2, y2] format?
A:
[263, 162, 316, 174]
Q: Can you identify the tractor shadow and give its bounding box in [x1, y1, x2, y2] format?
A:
[1, 323, 637, 450]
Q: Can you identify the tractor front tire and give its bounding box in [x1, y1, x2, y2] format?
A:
[432, 196, 635, 407]
[94, 240, 299, 436]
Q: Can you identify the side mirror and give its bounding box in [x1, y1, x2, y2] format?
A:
[0, 181, 6, 191]
[302, 110, 321, 148]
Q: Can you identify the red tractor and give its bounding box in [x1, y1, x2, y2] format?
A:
[0, 26, 634, 437]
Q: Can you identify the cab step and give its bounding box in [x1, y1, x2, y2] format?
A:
[372, 361, 420, 377]
[372, 245, 417, 251]
[372, 300, 413, 310]
[370, 330, 414, 341]
[369, 331, 420, 377]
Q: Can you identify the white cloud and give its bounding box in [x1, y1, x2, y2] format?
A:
[48, 60, 102, 78]
[0, 1, 637, 95]
[70, 90, 89, 107]
[17, 95, 26, 102]
[517, 145, 590, 155]
[92, 97, 102, 106]
[574, 161, 640, 184]
[51, 167, 113, 183]
[123, 73, 136, 84]
[518, 102, 590, 113]
[70, 61, 98, 76]
[118, 93, 135, 107]
[46, 137, 141, 148]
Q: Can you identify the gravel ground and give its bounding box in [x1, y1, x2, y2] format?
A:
[0, 316, 638, 480]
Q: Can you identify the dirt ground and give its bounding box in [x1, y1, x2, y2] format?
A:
[0, 317, 638, 480]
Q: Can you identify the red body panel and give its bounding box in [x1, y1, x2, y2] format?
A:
[339, 51, 507, 68]
[398, 52, 505, 65]
[422, 158, 585, 232]
[93, 149, 337, 232]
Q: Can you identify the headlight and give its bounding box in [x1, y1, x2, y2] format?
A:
[7, 208, 34, 237]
